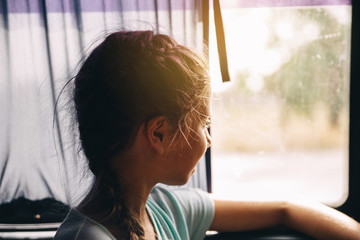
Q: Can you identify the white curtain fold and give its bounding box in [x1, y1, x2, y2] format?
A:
[0, 0, 206, 206]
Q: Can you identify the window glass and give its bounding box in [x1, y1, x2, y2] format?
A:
[210, 4, 351, 206]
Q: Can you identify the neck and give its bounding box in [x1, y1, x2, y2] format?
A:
[113, 154, 156, 215]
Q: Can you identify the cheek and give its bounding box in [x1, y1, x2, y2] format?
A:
[204, 130, 211, 148]
[200, 132, 208, 153]
[193, 130, 208, 160]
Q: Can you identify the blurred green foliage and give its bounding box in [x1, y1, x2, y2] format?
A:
[264, 8, 351, 127]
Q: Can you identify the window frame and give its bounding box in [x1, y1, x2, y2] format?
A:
[337, 0, 360, 221]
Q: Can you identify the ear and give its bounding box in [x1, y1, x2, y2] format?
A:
[146, 116, 168, 154]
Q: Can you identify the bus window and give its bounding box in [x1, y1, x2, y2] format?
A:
[209, 2, 351, 206]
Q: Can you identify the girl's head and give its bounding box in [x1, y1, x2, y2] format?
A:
[74, 30, 211, 178]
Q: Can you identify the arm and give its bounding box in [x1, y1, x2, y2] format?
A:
[210, 199, 360, 240]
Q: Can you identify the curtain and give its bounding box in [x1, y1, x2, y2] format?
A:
[0, 0, 206, 206]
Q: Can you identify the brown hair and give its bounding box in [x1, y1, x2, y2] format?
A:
[73, 31, 210, 239]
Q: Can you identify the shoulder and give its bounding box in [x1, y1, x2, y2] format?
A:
[150, 184, 214, 211]
[54, 209, 115, 240]
[150, 184, 211, 201]
[149, 184, 214, 239]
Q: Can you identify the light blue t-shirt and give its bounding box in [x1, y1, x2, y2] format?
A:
[54, 185, 215, 240]
[147, 185, 215, 240]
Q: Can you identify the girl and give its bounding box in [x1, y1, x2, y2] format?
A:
[54, 30, 360, 240]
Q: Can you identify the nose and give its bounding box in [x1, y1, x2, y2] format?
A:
[205, 129, 212, 148]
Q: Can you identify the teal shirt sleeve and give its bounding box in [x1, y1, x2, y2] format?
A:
[148, 185, 215, 240]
